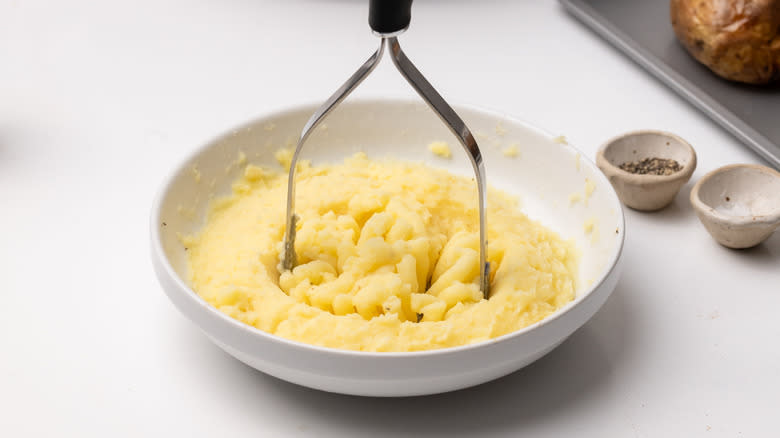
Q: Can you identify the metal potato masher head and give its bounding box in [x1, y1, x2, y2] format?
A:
[282, 0, 491, 298]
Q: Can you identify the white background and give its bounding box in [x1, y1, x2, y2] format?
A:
[2, 0, 778, 436]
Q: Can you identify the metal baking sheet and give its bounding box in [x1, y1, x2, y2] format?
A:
[560, 0, 780, 169]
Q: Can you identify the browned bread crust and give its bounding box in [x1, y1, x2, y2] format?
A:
[670, 0, 780, 84]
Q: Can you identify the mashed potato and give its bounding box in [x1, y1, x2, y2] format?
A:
[185, 152, 578, 352]
[427, 141, 452, 158]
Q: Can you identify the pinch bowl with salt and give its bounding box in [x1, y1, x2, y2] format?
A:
[596, 130, 697, 211]
[690, 164, 780, 249]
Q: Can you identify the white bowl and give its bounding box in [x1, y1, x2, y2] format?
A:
[150, 99, 625, 396]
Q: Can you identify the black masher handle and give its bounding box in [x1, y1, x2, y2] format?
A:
[369, 0, 413, 34]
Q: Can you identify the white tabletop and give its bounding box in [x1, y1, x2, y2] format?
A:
[2, 1, 778, 436]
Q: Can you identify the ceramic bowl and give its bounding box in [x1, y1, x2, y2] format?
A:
[690, 164, 780, 249]
[150, 99, 625, 396]
[596, 130, 697, 211]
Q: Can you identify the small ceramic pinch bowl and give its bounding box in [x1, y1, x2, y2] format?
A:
[597, 130, 697, 211]
[151, 99, 625, 396]
[690, 164, 780, 249]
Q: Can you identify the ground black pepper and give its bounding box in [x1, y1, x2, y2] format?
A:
[619, 157, 682, 176]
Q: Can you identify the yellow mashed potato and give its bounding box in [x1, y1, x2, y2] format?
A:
[185, 152, 578, 352]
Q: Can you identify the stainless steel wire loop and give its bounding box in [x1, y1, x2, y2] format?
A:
[281, 36, 491, 298]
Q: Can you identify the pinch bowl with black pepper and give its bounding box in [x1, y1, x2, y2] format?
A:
[596, 130, 697, 211]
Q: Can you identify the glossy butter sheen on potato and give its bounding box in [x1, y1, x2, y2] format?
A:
[184, 153, 578, 352]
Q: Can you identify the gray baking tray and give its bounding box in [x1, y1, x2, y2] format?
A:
[560, 0, 780, 169]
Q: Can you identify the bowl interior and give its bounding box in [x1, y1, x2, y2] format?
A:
[602, 131, 693, 170]
[697, 165, 780, 218]
[156, 100, 624, 310]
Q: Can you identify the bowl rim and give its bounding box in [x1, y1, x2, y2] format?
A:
[690, 163, 780, 227]
[150, 98, 626, 358]
[596, 129, 697, 183]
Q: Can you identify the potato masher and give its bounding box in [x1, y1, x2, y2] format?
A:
[282, 0, 491, 298]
